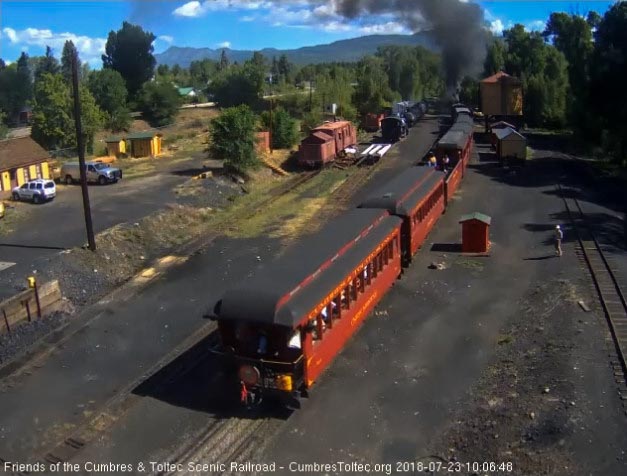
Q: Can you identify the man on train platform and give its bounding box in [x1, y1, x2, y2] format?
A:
[554, 225, 563, 257]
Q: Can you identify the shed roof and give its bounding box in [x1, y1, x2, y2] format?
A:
[302, 131, 333, 144]
[177, 87, 195, 96]
[0, 137, 50, 171]
[490, 121, 516, 130]
[460, 212, 491, 225]
[494, 127, 525, 141]
[216, 209, 400, 328]
[126, 131, 162, 140]
[481, 71, 522, 85]
[359, 167, 445, 217]
[313, 121, 351, 131]
[105, 136, 125, 143]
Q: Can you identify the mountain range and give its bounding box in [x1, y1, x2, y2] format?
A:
[154, 32, 437, 68]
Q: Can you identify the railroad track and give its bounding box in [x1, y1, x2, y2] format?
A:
[156, 415, 284, 476]
[558, 183, 627, 409]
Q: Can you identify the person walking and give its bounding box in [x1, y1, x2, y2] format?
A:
[442, 155, 450, 172]
[554, 225, 563, 257]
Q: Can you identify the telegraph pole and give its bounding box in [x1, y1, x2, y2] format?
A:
[71, 54, 96, 251]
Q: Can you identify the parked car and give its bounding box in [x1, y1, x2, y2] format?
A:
[0, 200, 5, 219]
[12, 179, 56, 204]
[60, 161, 122, 185]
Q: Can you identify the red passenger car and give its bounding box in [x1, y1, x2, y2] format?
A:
[298, 121, 357, 168]
[358, 167, 446, 266]
[212, 209, 402, 406]
[436, 125, 473, 203]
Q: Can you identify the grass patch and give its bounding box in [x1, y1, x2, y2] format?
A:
[224, 169, 347, 239]
[497, 335, 514, 345]
[455, 258, 485, 270]
[0, 202, 32, 236]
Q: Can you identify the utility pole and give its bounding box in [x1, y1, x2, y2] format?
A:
[269, 96, 274, 155]
[71, 53, 96, 251]
[309, 80, 313, 112]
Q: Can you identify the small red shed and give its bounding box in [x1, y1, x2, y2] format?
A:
[460, 212, 491, 253]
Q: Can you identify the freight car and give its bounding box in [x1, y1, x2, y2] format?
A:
[298, 121, 357, 168]
[211, 110, 473, 407]
[362, 113, 385, 132]
[381, 116, 408, 142]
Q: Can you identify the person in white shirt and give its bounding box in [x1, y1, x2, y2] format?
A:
[554, 225, 563, 257]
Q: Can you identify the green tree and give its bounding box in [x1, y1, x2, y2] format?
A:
[16, 52, 33, 104]
[61, 40, 79, 82]
[31, 72, 104, 152]
[219, 50, 230, 71]
[0, 59, 5, 70]
[156, 64, 170, 77]
[209, 105, 259, 174]
[353, 56, 395, 115]
[589, 3, 627, 162]
[87, 68, 131, 131]
[34, 46, 60, 80]
[102, 22, 156, 96]
[138, 80, 181, 126]
[189, 59, 216, 89]
[314, 66, 357, 121]
[209, 63, 264, 107]
[0, 109, 8, 139]
[543, 12, 596, 125]
[483, 39, 506, 77]
[261, 108, 299, 149]
[459, 76, 479, 107]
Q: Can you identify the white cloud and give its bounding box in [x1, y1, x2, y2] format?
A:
[1, 27, 106, 62]
[217, 41, 232, 48]
[173, 1, 203, 18]
[173, 0, 273, 18]
[489, 19, 506, 35]
[525, 20, 546, 32]
[240, 15, 255, 22]
[359, 21, 408, 35]
[157, 35, 174, 44]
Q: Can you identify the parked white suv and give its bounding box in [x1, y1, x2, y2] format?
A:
[12, 179, 57, 204]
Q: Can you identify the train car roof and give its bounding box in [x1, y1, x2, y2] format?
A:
[437, 130, 468, 149]
[216, 209, 401, 328]
[381, 116, 403, 123]
[313, 121, 352, 131]
[358, 167, 445, 217]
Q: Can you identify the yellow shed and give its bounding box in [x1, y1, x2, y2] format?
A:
[0, 137, 51, 194]
[105, 136, 127, 157]
[480, 71, 523, 116]
[127, 132, 163, 158]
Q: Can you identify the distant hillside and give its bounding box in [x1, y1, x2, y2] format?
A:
[155, 33, 437, 68]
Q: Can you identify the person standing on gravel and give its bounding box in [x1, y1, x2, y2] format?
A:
[554, 225, 563, 257]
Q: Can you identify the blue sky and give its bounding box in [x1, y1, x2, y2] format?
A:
[0, 1, 616, 67]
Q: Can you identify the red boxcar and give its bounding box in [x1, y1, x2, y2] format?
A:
[362, 113, 385, 132]
[299, 121, 357, 168]
[358, 167, 446, 265]
[212, 209, 402, 405]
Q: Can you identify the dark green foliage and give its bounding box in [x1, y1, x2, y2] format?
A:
[589, 3, 627, 163]
[261, 108, 299, 149]
[189, 59, 216, 89]
[459, 76, 479, 107]
[209, 105, 259, 173]
[61, 41, 79, 82]
[500, 25, 569, 127]
[219, 50, 230, 71]
[102, 22, 156, 96]
[87, 69, 131, 131]
[483, 39, 506, 77]
[137, 81, 182, 127]
[31, 73, 103, 152]
[353, 56, 396, 115]
[34, 46, 60, 80]
[0, 110, 8, 139]
[209, 63, 264, 107]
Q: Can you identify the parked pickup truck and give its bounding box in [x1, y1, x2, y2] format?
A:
[60, 161, 123, 185]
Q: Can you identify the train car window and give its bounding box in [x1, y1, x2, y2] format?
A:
[342, 287, 350, 310]
[334, 295, 342, 319]
[351, 278, 358, 301]
[366, 263, 373, 285]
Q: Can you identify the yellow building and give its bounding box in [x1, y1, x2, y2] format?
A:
[127, 132, 163, 158]
[0, 137, 51, 195]
[104, 136, 127, 157]
[480, 71, 523, 117]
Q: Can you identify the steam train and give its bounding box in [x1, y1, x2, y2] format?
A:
[380, 100, 428, 143]
[211, 107, 474, 407]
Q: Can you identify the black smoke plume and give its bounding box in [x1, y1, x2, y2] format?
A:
[332, 0, 488, 90]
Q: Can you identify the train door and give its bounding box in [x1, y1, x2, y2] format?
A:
[400, 217, 412, 267]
